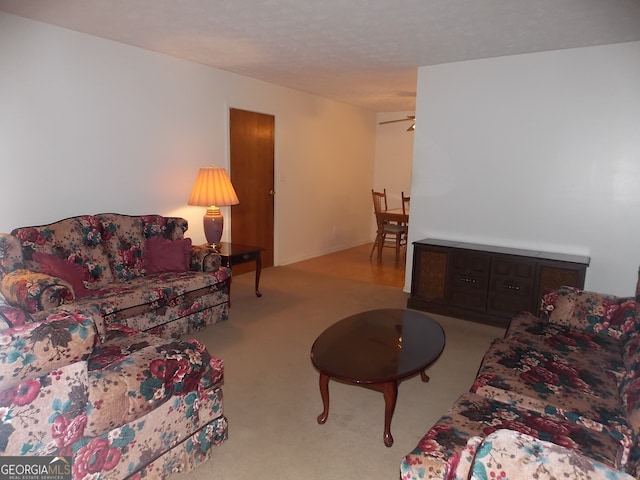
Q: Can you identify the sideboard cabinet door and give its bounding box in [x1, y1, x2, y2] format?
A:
[446, 251, 490, 309]
[486, 257, 536, 316]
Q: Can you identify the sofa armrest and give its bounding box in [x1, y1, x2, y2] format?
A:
[0, 311, 97, 392]
[0, 269, 75, 313]
[468, 429, 633, 479]
[190, 245, 222, 272]
[542, 286, 638, 338]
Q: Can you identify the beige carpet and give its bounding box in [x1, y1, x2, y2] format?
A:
[175, 255, 505, 480]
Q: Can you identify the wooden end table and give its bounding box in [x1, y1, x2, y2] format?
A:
[310, 308, 445, 447]
[215, 242, 264, 298]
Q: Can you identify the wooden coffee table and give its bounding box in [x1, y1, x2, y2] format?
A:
[310, 308, 445, 447]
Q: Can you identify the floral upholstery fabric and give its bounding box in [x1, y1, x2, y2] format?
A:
[98, 213, 188, 282]
[471, 338, 632, 464]
[542, 286, 639, 338]
[0, 360, 90, 456]
[0, 313, 228, 478]
[0, 214, 231, 477]
[70, 269, 230, 337]
[0, 214, 230, 339]
[0, 304, 32, 331]
[0, 234, 23, 278]
[506, 313, 625, 376]
[85, 328, 221, 437]
[402, 285, 640, 480]
[0, 311, 96, 391]
[1, 269, 74, 313]
[12, 215, 114, 290]
[460, 430, 634, 480]
[400, 392, 624, 480]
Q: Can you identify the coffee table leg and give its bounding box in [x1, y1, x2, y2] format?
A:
[382, 381, 398, 447]
[317, 373, 330, 424]
[421, 370, 430, 382]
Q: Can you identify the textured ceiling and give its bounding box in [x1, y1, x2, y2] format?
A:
[2, 0, 640, 111]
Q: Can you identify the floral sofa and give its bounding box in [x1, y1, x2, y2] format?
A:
[0, 214, 231, 478]
[401, 278, 640, 480]
[0, 213, 230, 339]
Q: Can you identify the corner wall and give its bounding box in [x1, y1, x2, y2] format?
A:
[408, 41, 640, 295]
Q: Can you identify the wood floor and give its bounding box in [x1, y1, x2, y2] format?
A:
[284, 243, 407, 288]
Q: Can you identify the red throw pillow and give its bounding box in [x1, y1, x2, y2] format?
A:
[32, 252, 91, 298]
[144, 237, 192, 274]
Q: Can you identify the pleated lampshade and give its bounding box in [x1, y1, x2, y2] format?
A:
[188, 166, 239, 245]
[188, 167, 239, 207]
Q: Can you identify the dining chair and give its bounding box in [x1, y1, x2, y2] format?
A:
[401, 192, 410, 215]
[370, 189, 407, 264]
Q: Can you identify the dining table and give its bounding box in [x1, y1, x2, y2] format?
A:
[379, 207, 409, 226]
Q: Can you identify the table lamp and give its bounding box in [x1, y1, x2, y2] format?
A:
[188, 166, 239, 245]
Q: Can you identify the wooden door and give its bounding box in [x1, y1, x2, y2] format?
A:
[229, 108, 275, 273]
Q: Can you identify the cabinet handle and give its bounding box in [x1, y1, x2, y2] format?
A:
[500, 282, 521, 291]
[458, 275, 477, 284]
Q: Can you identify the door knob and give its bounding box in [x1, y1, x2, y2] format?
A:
[269, 190, 276, 195]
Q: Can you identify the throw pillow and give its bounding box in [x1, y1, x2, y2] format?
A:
[32, 252, 91, 298]
[144, 237, 192, 274]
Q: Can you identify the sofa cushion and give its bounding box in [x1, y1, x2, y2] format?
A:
[470, 338, 632, 464]
[144, 236, 192, 274]
[98, 214, 189, 282]
[12, 215, 113, 290]
[85, 329, 221, 437]
[506, 313, 625, 377]
[72, 269, 229, 327]
[33, 252, 91, 298]
[543, 286, 639, 338]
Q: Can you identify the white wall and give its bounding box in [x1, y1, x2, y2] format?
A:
[374, 111, 414, 209]
[0, 12, 376, 266]
[408, 41, 640, 295]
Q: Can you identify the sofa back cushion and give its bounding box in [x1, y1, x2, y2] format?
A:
[97, 214, 188, 282]
[543, 286, 639, 339]
[12, 216, 113, 290]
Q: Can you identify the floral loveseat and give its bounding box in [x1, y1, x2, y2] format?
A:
[401, 277, 640, 480]
[0, 213, 230, 339]
[0, 214, 231, 478]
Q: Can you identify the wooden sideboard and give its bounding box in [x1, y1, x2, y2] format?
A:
[407, 238, 590, 327]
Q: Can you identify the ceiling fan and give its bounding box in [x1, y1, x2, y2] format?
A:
[378, 115, 415, 131]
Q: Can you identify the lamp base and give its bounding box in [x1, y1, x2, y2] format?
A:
[203, 206, 224, 245]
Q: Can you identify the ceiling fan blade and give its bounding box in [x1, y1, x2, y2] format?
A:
[378, 115, 416, 125]
[379, 118, 414, 125]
